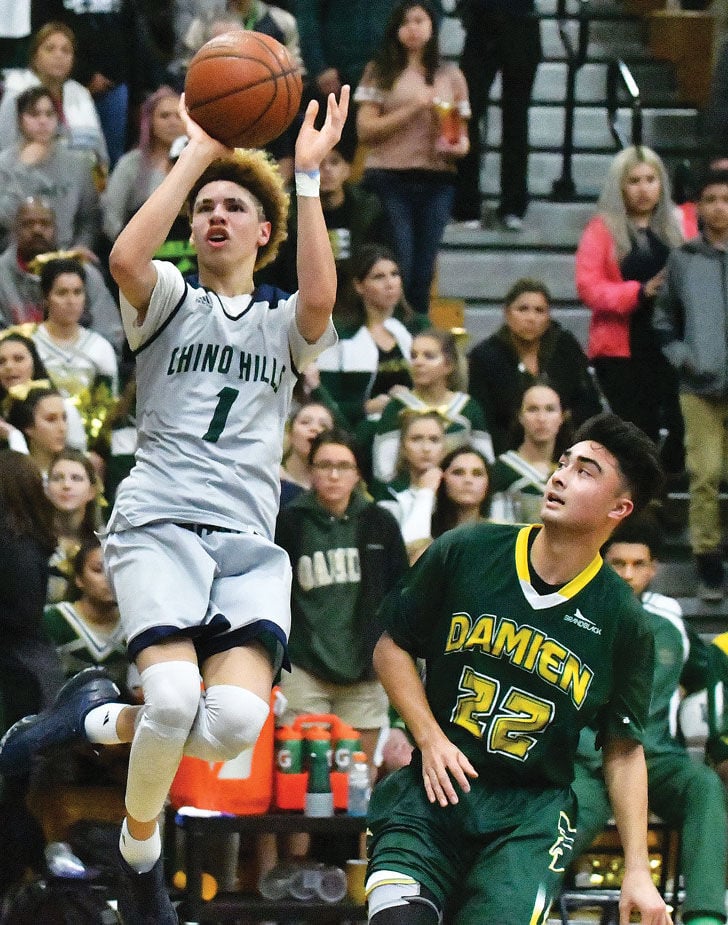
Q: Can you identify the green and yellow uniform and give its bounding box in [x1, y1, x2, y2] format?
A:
[368, 522, 654, 924]
[43, 602, 128, 689]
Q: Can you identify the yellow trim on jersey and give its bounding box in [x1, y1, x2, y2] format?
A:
[529, 884, 549, 925]
[713, 632, 728, 658]
[515, 524, 603, 601]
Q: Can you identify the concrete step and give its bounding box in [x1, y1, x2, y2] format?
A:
[482, 104, 699, 152]
[438, 248, 578, 302]
[440, 14, 649, 62]
[444, 199, 595, 241]
[489, 60, 679, 105]
[476, 150, 698, 199]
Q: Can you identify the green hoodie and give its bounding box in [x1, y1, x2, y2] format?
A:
[276, 489, 407, 684]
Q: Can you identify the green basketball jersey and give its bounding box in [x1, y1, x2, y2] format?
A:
[379, 522, 654, 788]
[43, 602, 129, 689]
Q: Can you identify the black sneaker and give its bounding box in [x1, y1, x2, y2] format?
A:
[0, 667, 120, 776]
[115, 850, 178, 924]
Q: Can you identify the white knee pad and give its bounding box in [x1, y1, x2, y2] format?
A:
[184, 685, 269, 761]
[138, 661, 202, 735]
[126, 661, 201, 823]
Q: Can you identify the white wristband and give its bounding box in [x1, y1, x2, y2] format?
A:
[295, 169, 320, 197]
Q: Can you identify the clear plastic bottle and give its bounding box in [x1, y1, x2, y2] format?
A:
[44, 842, 94, 879]
[347, 751, 371, 817]
[258, 861, 299, 900]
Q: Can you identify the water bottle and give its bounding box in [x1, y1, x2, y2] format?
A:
[347, 751, 371, 817]
[288, 862, 347, 903]
[275, 725, 303, 773]
[258, 861, 300, 900]
[305, 726, 334, 817]
[334, 724, 361, 775]
[44, 842, 96, 880]
[260, 861, 347, 903]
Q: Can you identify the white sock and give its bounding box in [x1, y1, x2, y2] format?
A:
[84, 702, 127, 745]
[119, 818, 161, 874]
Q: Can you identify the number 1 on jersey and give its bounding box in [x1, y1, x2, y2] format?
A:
[203, 387, 240, 442]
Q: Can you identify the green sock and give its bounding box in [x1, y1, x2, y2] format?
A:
[684, 917, 723, 925]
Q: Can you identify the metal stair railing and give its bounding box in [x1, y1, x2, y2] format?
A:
[552, 0, 592, 200]
[606, 57, 643, 149]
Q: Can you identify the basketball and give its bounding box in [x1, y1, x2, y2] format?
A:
[184, 31, 303, 149]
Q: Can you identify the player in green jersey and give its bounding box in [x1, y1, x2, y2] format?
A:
[572, 517, 727, 925]
[366, 412, 672, 925]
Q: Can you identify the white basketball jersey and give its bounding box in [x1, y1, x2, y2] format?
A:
[108, 261, 336, 540]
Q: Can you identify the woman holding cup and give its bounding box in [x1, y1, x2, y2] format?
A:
[355, 1, 469, 314]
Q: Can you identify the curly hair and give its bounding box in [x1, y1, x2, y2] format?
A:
[185, 147, 289, 270]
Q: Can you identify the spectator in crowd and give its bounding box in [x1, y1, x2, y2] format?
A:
[429, 444, 491, 539]
[280, 400, 335, 507]
[0, 198, 122, 350]
[33, 258, 119, 417]
[101, 86, 184, 244]
[45, 447, 103, 605]
[44, 538, 127, 688]
[575, 144, 686, 476]
[373, 408, 446, 563]
[0, 448, 62, 895]
[355, 1, 469, 314]
[313, 244, 418, 433]
[0, 87, 101, 255]
[6, 384, 68, 477]
[571, 517, 727, 925]
[295, 0, 401, 152]
[101, 372, 137, 507]
[678, 628, 728, 787]
[260, 140, 387, 296]
[451, 0, 541, 232]
[180, 0, 301, 77]
[653, 168, 728, 601]
[0, 331, 86, 451]
[0, 20, 108, 167]
[372, 328, 493, 484]
[32, 0, 145, 167]
[275, 427, 408, 764]
[698, 632, 728, 786]
[35, 537, 131, 831]
[674, 151, 728, 243]
[490, 382, 568, 524]
[468, 278, 601, 456]
[174, 0, 302, 179]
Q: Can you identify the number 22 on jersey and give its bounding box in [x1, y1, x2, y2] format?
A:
[450, 665, 555, 761]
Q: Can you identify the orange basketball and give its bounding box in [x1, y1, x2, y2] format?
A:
[184, 31, 302, 149]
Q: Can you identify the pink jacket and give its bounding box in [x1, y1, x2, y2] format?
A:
[575, 216, 641, 359]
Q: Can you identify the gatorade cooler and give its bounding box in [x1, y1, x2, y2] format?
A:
[169, 687, 277, 815]
[273, 714, 355, 812]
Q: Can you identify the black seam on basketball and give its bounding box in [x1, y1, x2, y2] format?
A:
[187, 64, 301, 110]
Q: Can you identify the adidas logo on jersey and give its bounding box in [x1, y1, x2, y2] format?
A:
[563, 608, 602, 635]
[197, 293, 213, 307]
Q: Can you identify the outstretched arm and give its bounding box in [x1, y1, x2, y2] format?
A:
[603, 738, 672, 925]
[294, 87, 349, 343]
[109, 98, 229, 317]
[373, 632, 477, 806]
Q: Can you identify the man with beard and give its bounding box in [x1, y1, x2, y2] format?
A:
[0, 197, 122, 351]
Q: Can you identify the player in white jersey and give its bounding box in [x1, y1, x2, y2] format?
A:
[0, 88, 350, 923]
